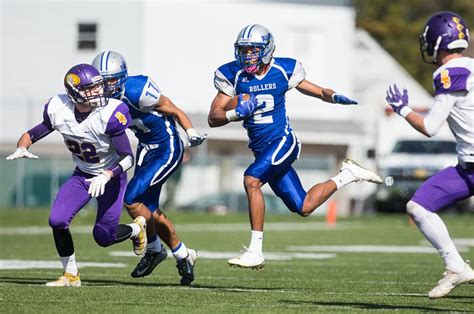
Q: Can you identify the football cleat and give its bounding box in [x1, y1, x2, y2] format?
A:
[228, 250, 265, 270]
[45, 272, 81, 287]
[176, 249, 197, 285]
[428, 261, 474, 299]
[340, 158, 383, 184]
[132, 216, 147, 256]
[131, 245, 168, 278]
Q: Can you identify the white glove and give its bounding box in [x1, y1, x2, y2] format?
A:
[85, 171, 112, 197]
[186, 128, 207, 147]
[6, 147, 39, 160]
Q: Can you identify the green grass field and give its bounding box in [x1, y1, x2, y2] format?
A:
[0, 208, 473, 313]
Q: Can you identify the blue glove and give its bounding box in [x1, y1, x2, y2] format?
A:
[386, 84, 412, 117]
[235, 94, 258, 118]
[186, 129, 207, 147]
[332, 94, 358, 105]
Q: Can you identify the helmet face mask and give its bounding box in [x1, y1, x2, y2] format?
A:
[92, 51, 128, 98]
[234, 24, 275, 74]
[64, 64, 108, 108]
[419, 11, 470, 64]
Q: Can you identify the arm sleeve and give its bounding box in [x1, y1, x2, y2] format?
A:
[27, 102, 55, 143]
[288, 61, 306, 90]
[214, 69, 236, 97]
[423, 92, 460, 136]
[107, 132, 134, 177]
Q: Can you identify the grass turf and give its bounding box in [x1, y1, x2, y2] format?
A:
[0, 208, 473, 313]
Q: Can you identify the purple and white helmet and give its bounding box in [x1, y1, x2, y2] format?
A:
[64, 64, 108, 107]
[419, 11, 470, 63]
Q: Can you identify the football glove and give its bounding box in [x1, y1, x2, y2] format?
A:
[85, 171, 112, 197]
[6, 147, 39, 160]
[386, 84, 412, 117]
[332, 94, 358, 105]
[235, 93, 259, 118]
[186, 128, 207, 147]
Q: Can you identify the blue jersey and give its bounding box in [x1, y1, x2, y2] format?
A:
[122, 75, 178, 144]
[214, 58, 306, 152]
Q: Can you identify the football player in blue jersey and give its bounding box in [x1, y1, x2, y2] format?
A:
[92, 51, 206, 285]
[208, 24, 383, 269]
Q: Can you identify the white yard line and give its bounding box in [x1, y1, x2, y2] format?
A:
[287, 244, 470, 253]
[0, 222, 357, 235]
[0, 259, 126, 270]
[109, 250, 336, 260]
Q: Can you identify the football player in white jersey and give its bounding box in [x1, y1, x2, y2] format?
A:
[385, 11, 474, 298]
[92, 51, 206, 285]
[208, 24, 383, 270]
[6, 64, 147, 287]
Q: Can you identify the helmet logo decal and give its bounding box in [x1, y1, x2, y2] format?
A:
[441, 69, 451, 89]
[115, 111, 128, 125]
[452, 17, 465, 39]
[66, 73, 81, 86]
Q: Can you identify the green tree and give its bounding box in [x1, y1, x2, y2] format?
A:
[354, 0, 474, 92]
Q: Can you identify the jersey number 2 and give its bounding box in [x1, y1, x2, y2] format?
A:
[253, 94, 275, 124]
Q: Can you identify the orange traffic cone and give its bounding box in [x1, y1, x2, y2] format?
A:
[326, 201, 337, 226]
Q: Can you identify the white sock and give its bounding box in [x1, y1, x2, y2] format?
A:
[147, 238, 163, 253]
[248, 230, 263, 253]
[172, 242, 188, 260]
[128, 223, 141, 238]
[407, 201, 465, 273]
[330, 169, 355, 189]
[60, 253, 78, 276]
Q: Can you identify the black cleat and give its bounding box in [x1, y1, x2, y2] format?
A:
[131, 246, 167, 278]
[176, 249, 197, 285]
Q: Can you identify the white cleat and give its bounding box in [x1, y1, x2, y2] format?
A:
[132, 216, 147, 256]
[341, 158, 383, 184]
[228, 250, 265, 270]
[428, 261, 474, 299]
[45, 272, 81, 287]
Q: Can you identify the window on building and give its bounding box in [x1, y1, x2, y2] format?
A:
[77, 23, 97, 50]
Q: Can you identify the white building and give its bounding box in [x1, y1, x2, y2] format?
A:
[0, 0, 441, 213]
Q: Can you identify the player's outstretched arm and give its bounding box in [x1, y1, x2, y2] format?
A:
[296, 79, 357, 105]
[156, 95, 207, 147]
[385, 84, 431, 137]
[6, 133, 38, 160]
[208, 92, 234, 128]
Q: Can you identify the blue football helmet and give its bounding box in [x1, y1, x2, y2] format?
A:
[92, 51, 128, 98]
[419, 11, 470, 63]
[234, 24, 275, 74]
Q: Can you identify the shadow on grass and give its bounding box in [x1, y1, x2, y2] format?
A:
[0, 276, 289, 293]
[280, 299, 469, 312]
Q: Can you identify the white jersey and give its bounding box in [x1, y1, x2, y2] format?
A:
[424, 57, 474, 162]
[46, 94, 130, 175]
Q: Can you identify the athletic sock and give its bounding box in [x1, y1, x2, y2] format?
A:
[128, 222, 141, 238]
[60, 253, 78, 276]
[407, 201, 465, 273]
[172, 242, 188, 260]
[330, 169, 355, 189]
[248, 230, 263, 253]
[147, 236, 163, 253]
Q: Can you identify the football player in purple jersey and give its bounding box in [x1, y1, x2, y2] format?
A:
[6, 64, 147, 287]
[208, 24, 383, 270]
[385, 11, 474, 298]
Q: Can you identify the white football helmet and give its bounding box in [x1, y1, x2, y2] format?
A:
[92, 51, 128, 98]
[234, 24, 275, 74]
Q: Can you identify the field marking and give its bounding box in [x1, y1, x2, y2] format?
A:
[109, 250, 336, 260]
[0, 259, 126, 270]
[0, 222, 357, 235]
[287, 245, 469, 253]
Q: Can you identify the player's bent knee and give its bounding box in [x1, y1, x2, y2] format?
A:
[93, 225, 114, 247]
[243, 176, 261, 191]
[406, 200, 427, 219]
[48, 215, 69, 229]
